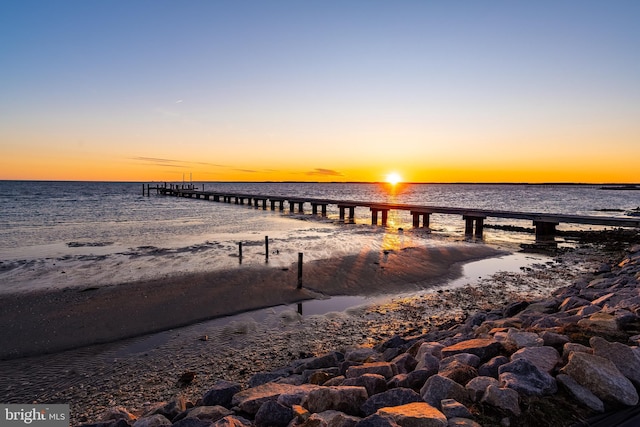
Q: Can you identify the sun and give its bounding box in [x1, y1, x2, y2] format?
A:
[386, 172, 402, 185]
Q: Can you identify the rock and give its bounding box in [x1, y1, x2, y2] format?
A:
[391, 353, 418, 374]
[415, 354, 441, 374]
[480, 385, 521, 417]
[420, 375, 468, 409]
[277, 385, 322, 407]
[503, 301, 530, 317]
[100, 407, 137, 422]
[415, 342, 445, 360]
[559, 296, 591, 312]
[577, 312, 620, 334]
[477, 356, 509, 379]
[539, 331, 570, 348]
[440, 399, 472, 419]
[440, 354, 481, 369]
[510, 346, 560, 374]
[556, 374, 604, 413]
[437, 359, 478, 385]
[254, 401, 293, 427]
[345, 348, 382, 363]
[176, 371, 196, 388]
[342, 373, 388, 396]
[249, 372, 287, 387]
[375, 335, 408, 352]
[302, 386, 369, 416]
[303, 368, 341, 383]
[232, 383, 312, 415]
[301, 410, 361, 427]
[562, 343, 592, 362]
[465, 376, 500, 402]
[560, 351, 639, 406]
[184, 407, 233, 423]
[498, 359, 557, 396]
[355, 414, 400, 427]
[294, 353, 342, 374]
[212, 416, 252, 427]
[576, 305, 601, 317]
[172, 418, 211, 427]
[376, 402, 447, 427]
[202, 380, 242, 408]
[361, 388, 424, 416]
[132, 415, 171, 427]
[309, 372, 334, 385]
[401, 369, 436, 392]
[502, 329, 543, 353]
[151, 398, 187, 420]
[590, 336, 640, 387]
[441, 338, 502, 363]
[325, 376, 347, 387]
[346, 362, 396, 379]
[446, 418, 482, 427]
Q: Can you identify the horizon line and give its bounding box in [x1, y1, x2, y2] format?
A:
[2, 179, 639, 186]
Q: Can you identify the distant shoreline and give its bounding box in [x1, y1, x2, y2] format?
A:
[2, 179, 639, 186]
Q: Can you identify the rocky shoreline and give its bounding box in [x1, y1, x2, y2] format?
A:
[71, 233, 640, 427]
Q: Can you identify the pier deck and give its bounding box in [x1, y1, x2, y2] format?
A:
[145, 184, 640, 238]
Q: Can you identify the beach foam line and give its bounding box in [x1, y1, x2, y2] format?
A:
[0, 243, 501, 360]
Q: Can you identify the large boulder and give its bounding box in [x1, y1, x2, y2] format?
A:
[183, 406, 233, 423]
[232, 383, 313, 415]
[254, 401, 293, 427]
[302, 386, 369, 416]
[556, 374, 604, 413]
[498, 358, 557, 396]
[420, 375, 467, 409]
[502, 329, 543, 353]
[376, 402, 447, 427]
[202, 380, 242, 408]
[132, 415, 172, 427]
[300, 410, 360, 427]
[441, 338, 502, 362]
[480, 385, 521, 416]
[560, 351, 638, 406]
[346, 362, 396, 380]
[465, 376, 500, 402]
[590, 336, 640, 387]
[510, 346, 561, 374]
[361, 388, 424, 416]
[342, 374, 388, 397]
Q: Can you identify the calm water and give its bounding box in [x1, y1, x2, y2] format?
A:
[1, 181, 638, 293]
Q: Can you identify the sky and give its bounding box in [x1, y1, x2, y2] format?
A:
[1, 1, 639, 183]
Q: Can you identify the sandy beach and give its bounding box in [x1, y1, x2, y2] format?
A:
[0, 236, 620, 425]
[0, 243, 500, 359]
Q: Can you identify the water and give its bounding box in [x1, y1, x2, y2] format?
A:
[1, 181, 639, 294]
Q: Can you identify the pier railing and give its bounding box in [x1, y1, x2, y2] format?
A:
[144, 184, 640, 239]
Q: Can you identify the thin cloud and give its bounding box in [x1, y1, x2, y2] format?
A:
[131, 157, 227, 168]
[307, 168, 344, 177]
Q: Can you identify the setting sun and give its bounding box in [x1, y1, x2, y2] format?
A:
[386, 172, 402, 185]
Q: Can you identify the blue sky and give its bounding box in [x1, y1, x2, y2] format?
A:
[1, 1, 639, 182]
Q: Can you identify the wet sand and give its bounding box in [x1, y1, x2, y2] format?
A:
[0, 242, 611, 425]
[0, 243, 501, 359]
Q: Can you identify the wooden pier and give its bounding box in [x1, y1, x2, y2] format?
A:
[144, 184, 640, 239]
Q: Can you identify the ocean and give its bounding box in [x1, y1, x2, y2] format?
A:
[1, 181, 639, 294]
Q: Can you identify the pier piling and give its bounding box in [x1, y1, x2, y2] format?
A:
[297, 252, 303, 289]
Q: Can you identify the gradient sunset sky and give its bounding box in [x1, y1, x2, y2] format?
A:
[2, 1, 639, 183]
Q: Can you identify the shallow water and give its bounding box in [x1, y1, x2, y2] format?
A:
[109, 250, 550, 358]
[1, 181, 638, 293]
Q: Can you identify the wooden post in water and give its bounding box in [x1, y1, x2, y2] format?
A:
[238, 242, 243, 263]
[265, 236, 269, 263]
[297, 252, 303, 289]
